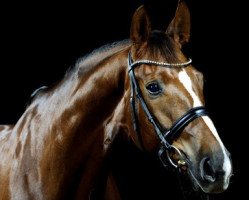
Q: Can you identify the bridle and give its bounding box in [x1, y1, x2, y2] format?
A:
[127, 52, 209, 169]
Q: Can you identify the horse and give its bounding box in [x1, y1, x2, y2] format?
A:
[0, 0, 232, 199]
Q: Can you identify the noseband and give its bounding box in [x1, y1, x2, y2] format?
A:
[127, 52, 208, 169]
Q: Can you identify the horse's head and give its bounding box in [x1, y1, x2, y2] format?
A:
[127, 0, 232, 194]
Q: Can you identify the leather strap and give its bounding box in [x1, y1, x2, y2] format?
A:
[164, 106, 209, 143]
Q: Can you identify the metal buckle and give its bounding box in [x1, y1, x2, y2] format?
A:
[158, 145, 186, 169]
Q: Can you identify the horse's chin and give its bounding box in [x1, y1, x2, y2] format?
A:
[186, 166, 230, 194]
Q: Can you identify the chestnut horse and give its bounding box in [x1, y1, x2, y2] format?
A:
[0, 1, 232, 199]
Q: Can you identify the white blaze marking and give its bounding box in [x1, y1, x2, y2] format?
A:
[202, 116, 232, 187]
[178, 70, 232, 186]
[178, 70, 202, 107]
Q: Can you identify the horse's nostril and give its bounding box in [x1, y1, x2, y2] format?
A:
[200, 157, 216, 183]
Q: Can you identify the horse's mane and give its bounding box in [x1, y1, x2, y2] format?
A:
[74, 39, 131, 76]
[28, 39, 131, 103]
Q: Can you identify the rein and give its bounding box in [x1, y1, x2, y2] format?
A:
[127, 52, 208, 168]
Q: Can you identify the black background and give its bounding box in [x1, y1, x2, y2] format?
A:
[0, 0, 247, 199]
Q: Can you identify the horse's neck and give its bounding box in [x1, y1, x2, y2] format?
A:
[9, 48, 130, 199]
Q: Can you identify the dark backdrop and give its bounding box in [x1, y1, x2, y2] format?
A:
[0, 0, 246, 199]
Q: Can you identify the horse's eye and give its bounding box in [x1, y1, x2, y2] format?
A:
[146, 82, 162, 95]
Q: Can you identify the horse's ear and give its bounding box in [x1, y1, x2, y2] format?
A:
[130, 5, 151, 44]
[166, 0, 190, 47]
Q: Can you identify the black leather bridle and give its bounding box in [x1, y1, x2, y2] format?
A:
[128, 52, 209, 168]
